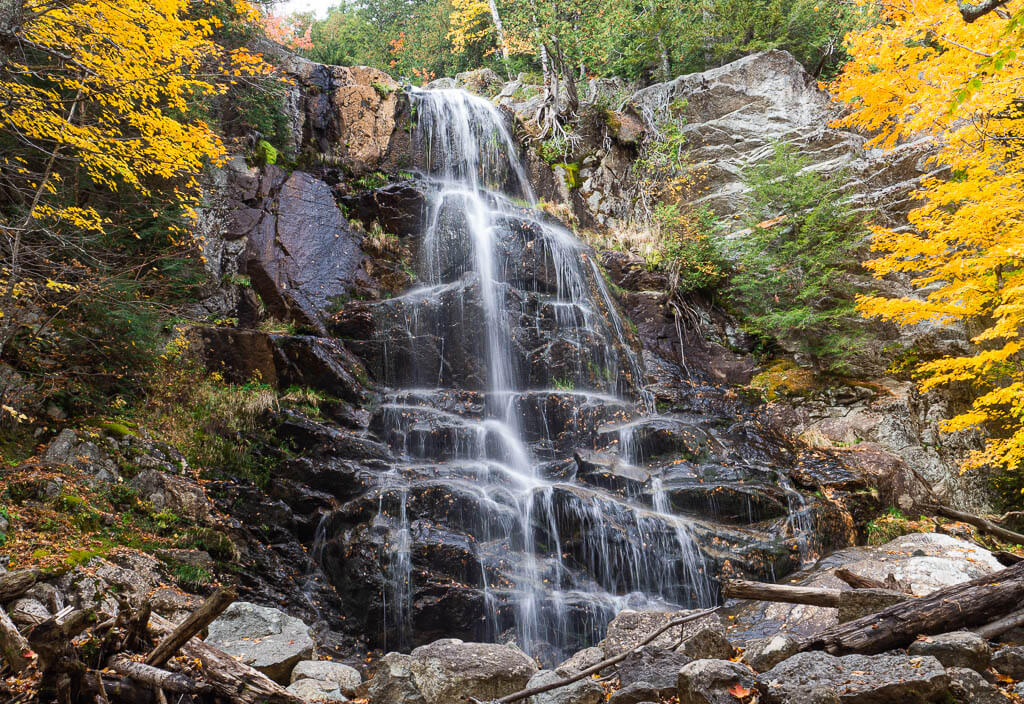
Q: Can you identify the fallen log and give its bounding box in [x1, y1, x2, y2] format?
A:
[723, 580, 841, 607]
[1, 604, 30, 672]
[110, 656, 212, 694]
[146, 587, 235, 667]
[487, 608, 720, 704]
[148, 613, 302, 704]
[923, 503, 1024, 546]
[0, 568, 40, 601]
[801, 560, 1024, 654]
[975, 606, 1024, 640]
[995, 550, 1024, 566]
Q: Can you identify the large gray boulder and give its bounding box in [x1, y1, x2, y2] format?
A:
[742, 634, 801, 672]
[365, 639, 538, 704]
[43, 429, 119, 484]
[206, 602, 314, 684]
[616, 646, 692, 698]
[757, 652, 949, 703]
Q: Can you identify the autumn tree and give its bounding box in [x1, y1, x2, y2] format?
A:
[0, 0, 270, 417]
[833, 0, 1024, 476]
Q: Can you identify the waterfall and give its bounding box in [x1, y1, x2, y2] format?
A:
[322, 86, 823, 663]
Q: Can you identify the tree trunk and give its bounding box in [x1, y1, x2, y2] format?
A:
[801, 561, 1024, 654]
[975, 607, 1024, 639]
[486, 0, 511, 71]
[723, 580, 842, 607]
[656, 34, 671, 81]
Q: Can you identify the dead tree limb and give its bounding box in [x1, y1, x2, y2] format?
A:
[109, 656, 212, 694]
[723, 580, 842, 607]
[834, 569, 912, 594]
[146, 587, 235, 667]
[488, 608, 720, 704]
[148, 613, 302, 704]
[923, 503, 1024, 546]
[957, 0, 1011, 21]
[1, 603, 30, 672]
[801, 560, 1024, 654]
[0, 568, 40, 601]
[975, 606, 1024, 640]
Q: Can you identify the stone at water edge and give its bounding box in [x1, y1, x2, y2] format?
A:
[756, 651, 949, 704]
[679, 626, 736, 661]
[555, 646, 606, 676]
[615, 646, 692, 698]
[291, 660, 362, 695]
[205, 601, 314, 684]
[364, 639, 538, 704]
[742, 634, 802, 673]
[676, 659, 757, 704]
[906, 631, 991, 672]
[992, 645, 1024, 679]
[599, 609, 724, 653]
[525, 669, 603, 704]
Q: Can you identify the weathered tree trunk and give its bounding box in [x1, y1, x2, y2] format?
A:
[723, 580, 842, 607]
[146, 587, 235, 667]
[801, 561, 1024, 654]
[656, 35, 671, 81]
[110, 656, 212, 694]
[148, 613, 302, 704]
[834, 569, 912, 594]
[486, 0, 511, 71]
[0, 604, 30, 672]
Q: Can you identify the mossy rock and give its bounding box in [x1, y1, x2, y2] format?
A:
[748, 360, 821, 401]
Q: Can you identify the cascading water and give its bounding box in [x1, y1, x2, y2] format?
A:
[322, 87, 828, 663]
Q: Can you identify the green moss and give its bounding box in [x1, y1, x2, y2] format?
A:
[554, 162, 580, 189]
[256, 139, 278, 165]
[748, 360, 821, 401]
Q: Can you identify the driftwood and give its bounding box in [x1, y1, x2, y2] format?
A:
[801, 560, 1024, 654]
[83, 671, 156, 704]
[975, 606, 1024, 640]
[834, 569, 912, 594]
[148, 612, 302, 704]
[723, 580, 841, 607]
[487, 608, 720, 704]
[146, 587, 235, 667]
[1, 603, 30, 672]
[0, 568, 40, 601]
[109, 656, 212, 694]
[923, 503, 1024, 546]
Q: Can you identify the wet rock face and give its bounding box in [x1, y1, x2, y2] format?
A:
[243, 171, 369, 333]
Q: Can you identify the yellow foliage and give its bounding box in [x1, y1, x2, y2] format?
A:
[832, 0, 1024, 471]
[448, 0, 494, 53]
